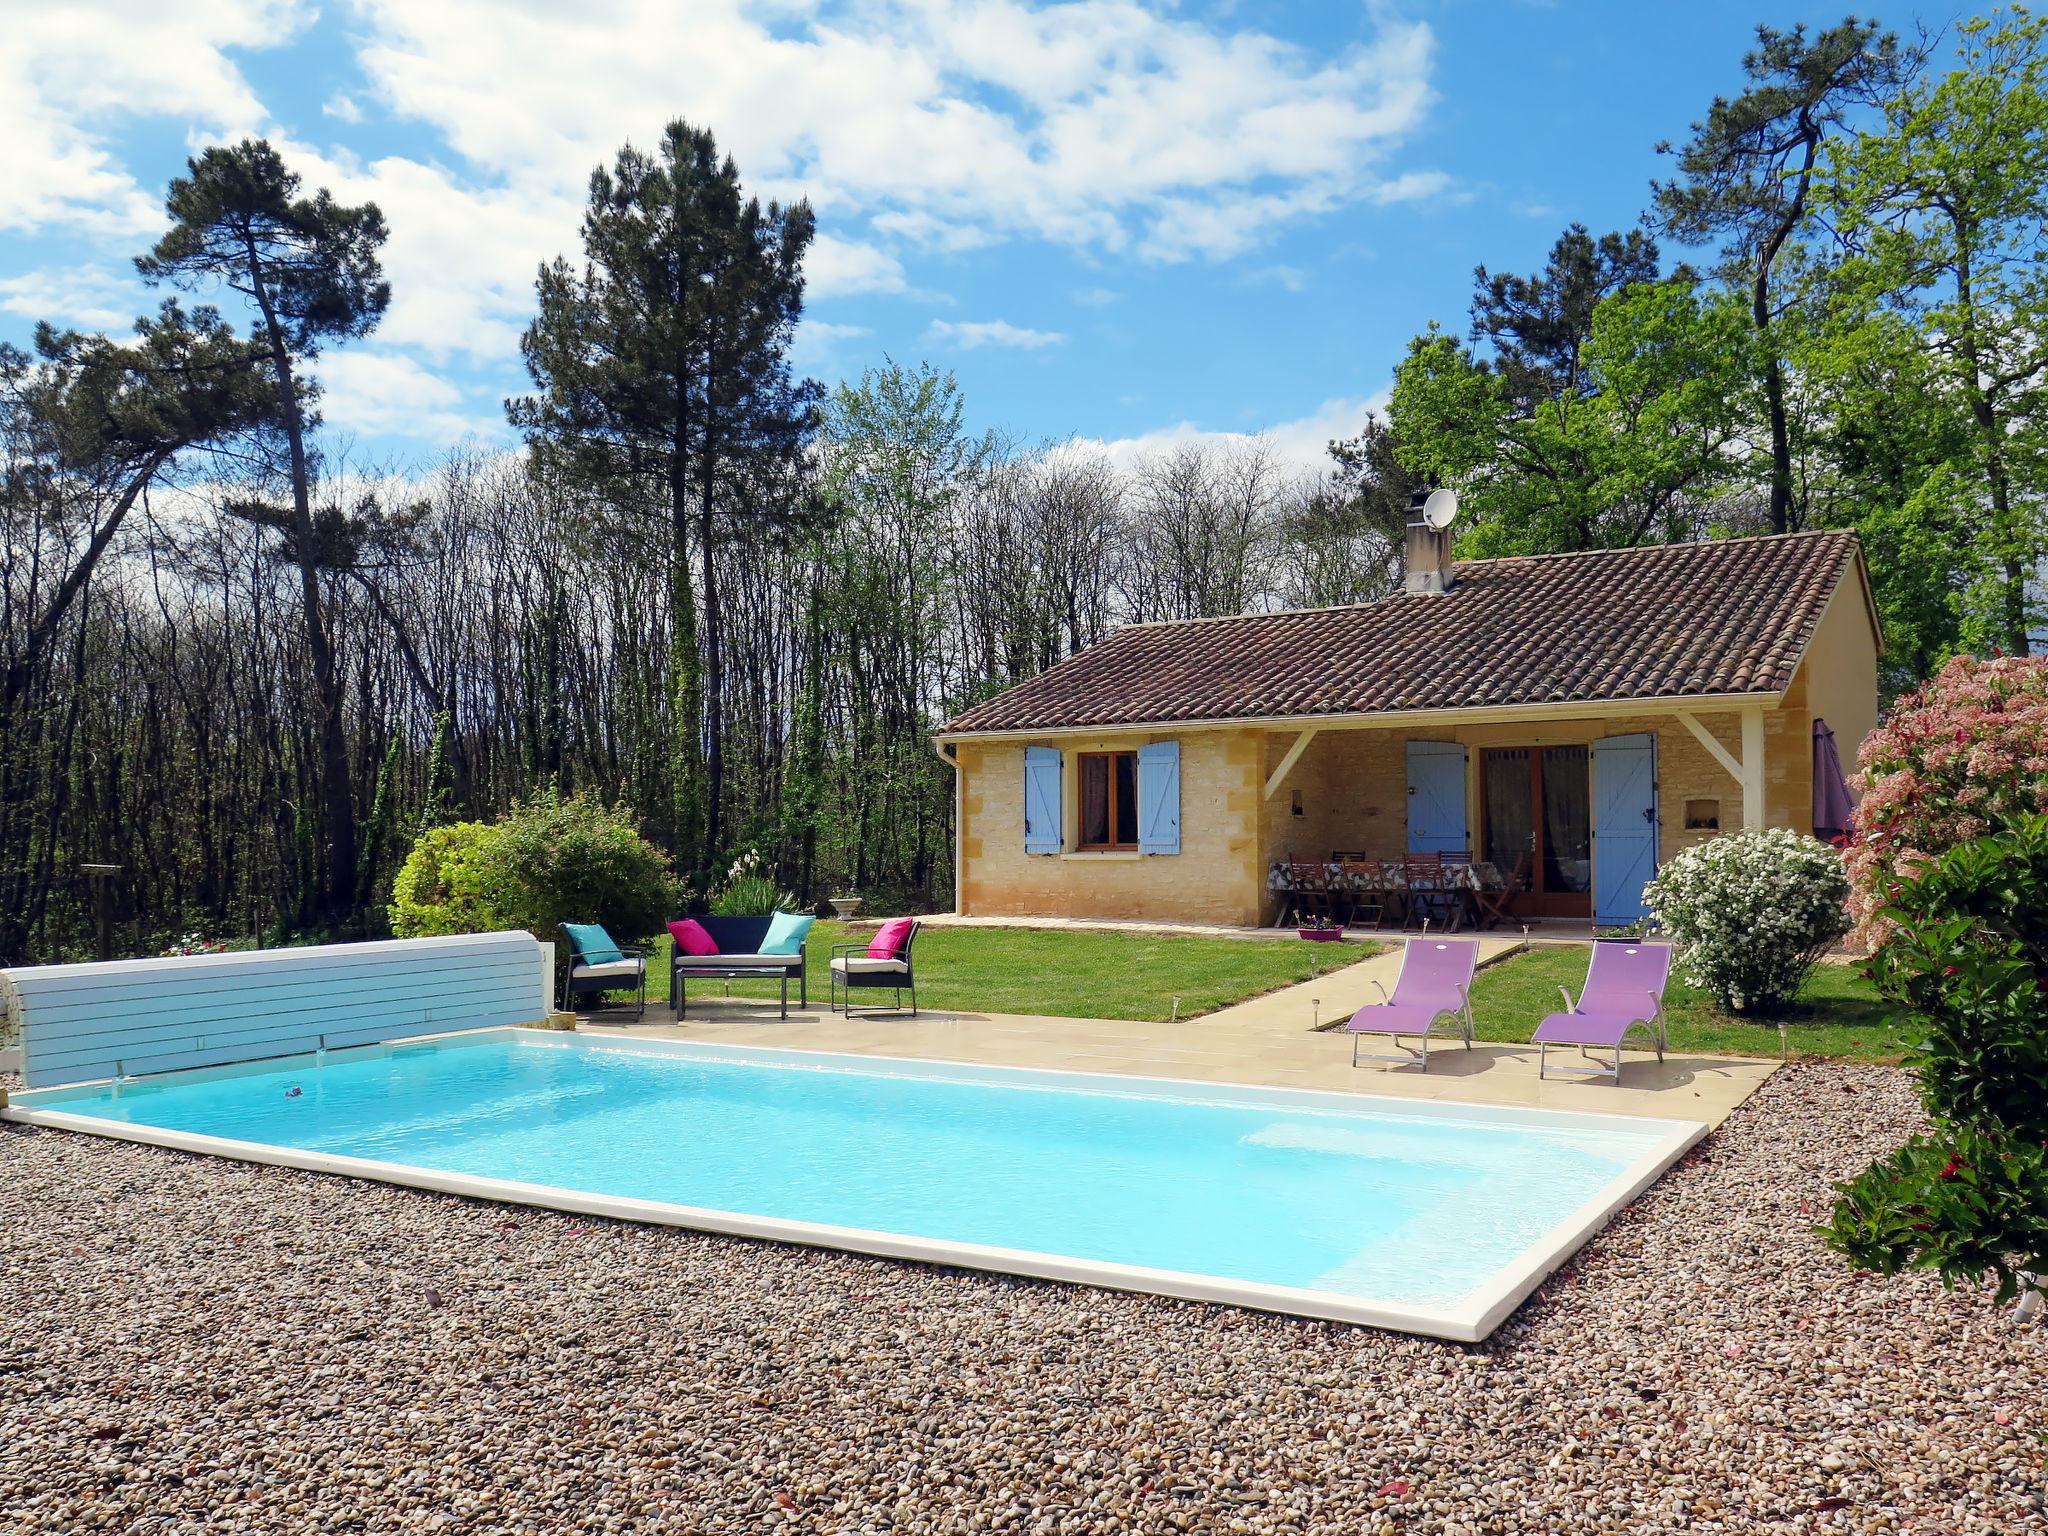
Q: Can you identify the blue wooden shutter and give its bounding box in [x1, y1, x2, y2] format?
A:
[1023, 747, 1062, 854]
[1405, 741, 1468, 854]
[1593, 733, 1658, 926]
[1138, 741, 1181, 854]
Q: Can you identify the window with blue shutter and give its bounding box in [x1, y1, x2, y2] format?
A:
[1023, 747, 1062, 853]
[1138, 741, 1181, 854]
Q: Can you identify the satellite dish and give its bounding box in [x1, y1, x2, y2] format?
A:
[1422, 487, 1459, 530]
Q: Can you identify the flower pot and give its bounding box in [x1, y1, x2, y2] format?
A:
[829, 896, 863, 920]
[1297, 927, 1345, 942]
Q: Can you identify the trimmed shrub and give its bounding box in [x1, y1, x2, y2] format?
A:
[389, 821, 505, 938]
[1826, 814, 2048, 1312]
[1644, 827, 1850, 1013]
[389, 790, 678, 961]
[1846, 653, 2048, 949]
[486, 787, 678, 955]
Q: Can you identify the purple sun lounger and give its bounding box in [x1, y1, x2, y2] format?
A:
[1533, 940, 1673, 1083]
[1344, 937, 1479, 1069]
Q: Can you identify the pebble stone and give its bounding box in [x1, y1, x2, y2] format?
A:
[0, 1060, 2041, 1534]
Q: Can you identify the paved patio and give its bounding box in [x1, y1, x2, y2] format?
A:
[587, 936, 1775, 1127]
[905, 910, 1604, 942]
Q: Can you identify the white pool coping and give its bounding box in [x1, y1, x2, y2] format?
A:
[3, 1028, 1707, 1342]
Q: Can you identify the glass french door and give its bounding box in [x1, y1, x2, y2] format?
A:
[1481, 745, 1593, 917]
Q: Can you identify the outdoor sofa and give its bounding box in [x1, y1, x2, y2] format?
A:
[668, 914, 814, 1019]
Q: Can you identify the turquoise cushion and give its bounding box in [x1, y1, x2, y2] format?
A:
[562, 922, 624, 965]
[762, 912, 814, 956]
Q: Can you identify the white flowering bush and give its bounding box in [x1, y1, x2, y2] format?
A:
[707, 849, 799, 917]
[1644, 828, 1851, 1013]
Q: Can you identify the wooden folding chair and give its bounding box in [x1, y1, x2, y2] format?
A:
[1474, 852, 1530, 929]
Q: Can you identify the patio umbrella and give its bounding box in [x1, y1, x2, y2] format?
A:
[1812, 717, 1855, 843]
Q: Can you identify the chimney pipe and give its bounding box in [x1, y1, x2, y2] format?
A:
[1404, 488, 1454, 595]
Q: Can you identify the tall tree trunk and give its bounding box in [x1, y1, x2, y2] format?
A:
[248, 250, 356, 926]
[667, 423, 704, 870]
[0, 448, 174, 717]
[698, 415, 724, 866]
[1752, 118, 1820, 535]
[1951, 243, 2033, 655]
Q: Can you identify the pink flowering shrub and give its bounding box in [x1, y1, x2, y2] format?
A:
[1845, 654, 2048, 949]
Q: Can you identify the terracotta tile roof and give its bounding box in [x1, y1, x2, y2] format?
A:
[943, 530, 1865, 735]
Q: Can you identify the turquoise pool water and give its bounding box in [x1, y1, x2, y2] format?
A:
[30, 1034, 1672, 1311]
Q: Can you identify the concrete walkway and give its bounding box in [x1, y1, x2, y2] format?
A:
[587, 935, 1775, 1127]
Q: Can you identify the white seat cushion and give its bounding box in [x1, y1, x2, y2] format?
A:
[830, 956, 909, 975]
[674, 953, 798, 969]
[572, 958, 644, 982]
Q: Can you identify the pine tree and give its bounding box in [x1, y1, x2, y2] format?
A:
[509, 120, 823, 878]
[1652, 19, 1916, 531]
[137, 140, 391, 925]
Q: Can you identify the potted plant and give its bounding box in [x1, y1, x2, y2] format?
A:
[1296, 916, 1346, 942]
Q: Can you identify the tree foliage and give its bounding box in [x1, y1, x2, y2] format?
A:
[511, 119, 823, 875]
[1818, 7, 2048, 654]
[9, 17, 2048, 962]
[136, 139, 390, 927]
[1390, 11, 2048, 683]
[1653, 17, 1918, 529]
[1826, 815, 2048, 1311]
[1391, 273, 1750, 555]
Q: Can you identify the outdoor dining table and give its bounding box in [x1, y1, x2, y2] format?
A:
[1268, 857, 1505, 932]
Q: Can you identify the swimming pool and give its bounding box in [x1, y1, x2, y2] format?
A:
[3, 1030, 1704, 1339]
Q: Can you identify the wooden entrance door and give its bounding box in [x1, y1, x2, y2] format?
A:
[1480, 745, 1593, 918]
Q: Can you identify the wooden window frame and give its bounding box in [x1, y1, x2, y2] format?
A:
[1076, 750, 1140, 851]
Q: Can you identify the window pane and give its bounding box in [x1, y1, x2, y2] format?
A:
[1081, 756, 1110, 845]
[1542, 745, 1591, 893]
[1113, 752, 1138, 845]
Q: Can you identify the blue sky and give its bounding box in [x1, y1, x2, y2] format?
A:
[0, 1, 1925, 471]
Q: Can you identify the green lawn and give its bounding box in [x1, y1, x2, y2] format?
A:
[1466, 945, 1906, 1064]
[640, 920, 1376, 1022]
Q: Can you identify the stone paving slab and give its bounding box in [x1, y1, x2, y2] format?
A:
[589, 935, 1774, 1127]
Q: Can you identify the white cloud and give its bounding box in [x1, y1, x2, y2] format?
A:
[789, 318, 873, 377]
[868, 209, 996, 253]
[314, 349, 506, 445]
[1083, 391, 1389, 476]
[0, 0, 309, 235]
[262, 137, 572, 363]
[345, 0, 1444, 262]
[0, 267, 144, 331]
[924, 318, 1065, 351]
[0, 1, 1444, 462]
[1240, 264, 1307, 293]
[807, 234, 908, 298]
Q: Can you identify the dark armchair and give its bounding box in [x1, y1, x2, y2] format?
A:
[828, 919, 920, 1017]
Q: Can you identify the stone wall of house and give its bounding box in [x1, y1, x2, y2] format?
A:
[954, 730, 1267, 925]
[1796, 573, 1882, 789]
[1262, 710, 1805, 864]
[952, 695, 1847, 926]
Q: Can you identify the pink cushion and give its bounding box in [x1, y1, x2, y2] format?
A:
[867, 917, 914, 958]
[668, 918, 720, 957]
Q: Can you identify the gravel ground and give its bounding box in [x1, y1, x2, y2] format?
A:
[1, 1061, 2041, 1535]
